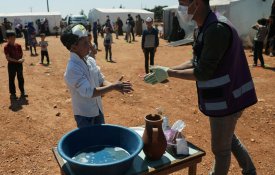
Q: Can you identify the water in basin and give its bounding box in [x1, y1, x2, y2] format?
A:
[72, 145, 130, 164]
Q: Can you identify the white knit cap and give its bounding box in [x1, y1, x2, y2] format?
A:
[145, 17, 153, 22]
[71, 24, 88, 38]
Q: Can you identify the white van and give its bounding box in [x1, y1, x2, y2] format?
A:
[67, 15, 88, 27]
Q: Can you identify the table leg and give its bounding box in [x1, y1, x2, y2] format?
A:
[188, 164, 197, 175]
[60, 168, 66, 175]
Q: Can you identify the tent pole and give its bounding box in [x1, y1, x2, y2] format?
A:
[47, 0, 50, 12]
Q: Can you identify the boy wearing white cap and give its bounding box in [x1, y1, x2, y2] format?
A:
[61, 24, 133, 128]
[142, 17, 159, 74]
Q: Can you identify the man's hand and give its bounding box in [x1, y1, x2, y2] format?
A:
[144, 66, 169, 84]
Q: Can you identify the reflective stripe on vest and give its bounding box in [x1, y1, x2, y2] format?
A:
[197, 74, 230, 88]
[232, 80, 254, 99]
[205, 101, 228, 111]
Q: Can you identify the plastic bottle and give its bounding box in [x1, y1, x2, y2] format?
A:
[176, 138, 189, 155]
[162, 116, 170, 132]
[156, 107, 170, 132]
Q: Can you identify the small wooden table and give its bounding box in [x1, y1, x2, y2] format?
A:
[53, 127, 205, 175]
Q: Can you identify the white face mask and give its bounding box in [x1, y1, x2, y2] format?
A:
[177, 5, 194, 25]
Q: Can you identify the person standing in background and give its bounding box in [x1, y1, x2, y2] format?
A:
[27, 22, 38, 56]
[252, 18, 268, 67]
[103, 27, 113, 62]
[265, 1, 275, 55]
[116, 17, 123, 36]
[135, 14, 144, 36]
[2, 18, 13, 39]
[126, 14, 135, 41]
[0, 24, 5, 43]
[4, 30, 28, 99]
[88, 32, 97, 59]
[92, 22, 99, 50]
[125, 19, 132, 43]
[265, 15, 275, 55]
[22, 25, 29, 50]
[142, 17, 159, 74]
[38, 33, 50, 65]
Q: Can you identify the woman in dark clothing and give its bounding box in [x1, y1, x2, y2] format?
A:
[168, 12, 180, 42]
[265, 1, 275, 54]
[116, 17, 123, 36]
[135, 14, 144, 36]
[271, 0, 275, 15]
[93, 22, 98, 50]
[0, 25, 4, 43]
[265, 15, 275, 55]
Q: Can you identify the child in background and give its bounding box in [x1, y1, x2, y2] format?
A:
[38, 33, 50, 65]
[88, 33, 97, 59]
[142, 17, 159, 74]
[125, 19, 132, 43]
[103, 27, 113, 62]
[27, 22, 38, 56]
[114, 22, 119, 39]
[4, 30, 27, 99]
[252, 18, 268, 67]
[22, 25, 29, 50]
[60, 24, 133, 128]
[30, 32, 38, 56]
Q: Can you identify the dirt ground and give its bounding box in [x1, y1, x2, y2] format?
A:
[0, 35, 274, 175]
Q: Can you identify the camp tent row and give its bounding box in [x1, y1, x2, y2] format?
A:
[88, 8, 154, 32]
[163, 0, 273, 47]
[0, 9, 153, 35]
[0, 12, 62, 35]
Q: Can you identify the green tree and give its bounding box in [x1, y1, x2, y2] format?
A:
[144, 5, 167, 22]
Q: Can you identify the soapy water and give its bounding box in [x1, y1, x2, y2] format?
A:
[72, 146, 130, 164]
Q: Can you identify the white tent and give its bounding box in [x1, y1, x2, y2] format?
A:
[163, 5, 196, 42]
[163, 5, 178, 40]
[163, 0, 272, 47]
[210, 0, 272, 47]
[0, 12, 62, 34]
[88, 8, 154, 32]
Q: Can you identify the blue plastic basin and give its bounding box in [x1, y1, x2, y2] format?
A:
[57, 124, 143, 175]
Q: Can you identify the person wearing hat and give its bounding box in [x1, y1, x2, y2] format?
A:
[144, 0, 257, 174]
[141, 17, 159, 74]
[4, 30, 27, 99]
[61, 24, 133, 128]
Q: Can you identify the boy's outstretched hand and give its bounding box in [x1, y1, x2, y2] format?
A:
[114, 76, 134, 94]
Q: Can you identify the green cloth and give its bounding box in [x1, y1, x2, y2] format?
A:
[193, 23, 231, 81]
